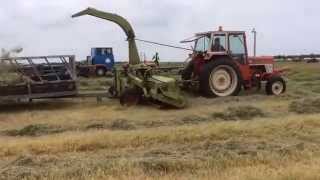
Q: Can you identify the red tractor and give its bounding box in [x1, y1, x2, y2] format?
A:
[181, 27, 286, 97]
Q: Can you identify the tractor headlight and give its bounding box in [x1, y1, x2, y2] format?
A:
[265, 64, 274, 73]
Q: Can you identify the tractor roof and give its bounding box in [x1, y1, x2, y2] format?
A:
[180, 27, 246, 43]
[196, 30, 246, 36]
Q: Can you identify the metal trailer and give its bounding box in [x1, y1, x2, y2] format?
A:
[0, 55, 78, 102]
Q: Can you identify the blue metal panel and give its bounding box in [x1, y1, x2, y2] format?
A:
[91, 48, 115, 69]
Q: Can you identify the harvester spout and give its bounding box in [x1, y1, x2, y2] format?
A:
[72, 7, 140, 65]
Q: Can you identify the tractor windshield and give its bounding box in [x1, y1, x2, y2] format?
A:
[194, 35, 211, 52]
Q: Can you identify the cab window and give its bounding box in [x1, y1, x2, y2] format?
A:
[211, 34, 226, 52]
[96, 48, 102, 55]
[229, 34, 246, 55]
[194, 36, 210, 52]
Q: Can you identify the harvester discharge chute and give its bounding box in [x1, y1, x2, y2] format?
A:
[72, 8, 187, 108]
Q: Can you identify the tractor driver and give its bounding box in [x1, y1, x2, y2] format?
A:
[212, 38, 225, 52]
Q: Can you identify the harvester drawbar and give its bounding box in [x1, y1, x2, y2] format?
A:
[72, 8, 187, 108]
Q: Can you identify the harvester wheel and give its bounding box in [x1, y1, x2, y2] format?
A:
[119, 88, 142, 106]
[266, 76, 286, 95]
[200, 58, 242, 97]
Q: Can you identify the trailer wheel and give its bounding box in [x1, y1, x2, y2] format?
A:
[200, 58, 242, 97]
[96, 67, 106, 77]
[266, 76, 286, 95]
[119, 87, 142, 106]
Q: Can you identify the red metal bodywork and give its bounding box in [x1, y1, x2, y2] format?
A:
[248, 56, 274, 65]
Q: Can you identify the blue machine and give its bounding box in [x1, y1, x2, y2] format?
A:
[91, 47, 115, 68]
[89, 47, 115, 76]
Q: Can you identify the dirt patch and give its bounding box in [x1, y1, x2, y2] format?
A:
[212, 105, 265, 120]
[144, 149, 173, 157]
[0, 155, 59, 180]
[179, 115, 209, 124]
[85, 123, 106, 130]
[109, 119, 136, 130]
[138, 158, 194, 174]
[2, 124, 65, 137]
[13, 156, 36, 167]
[289, 98, 320, 114]
[139, 121, 166, 128]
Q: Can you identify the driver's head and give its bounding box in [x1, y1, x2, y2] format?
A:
[214, 38, 220, 45]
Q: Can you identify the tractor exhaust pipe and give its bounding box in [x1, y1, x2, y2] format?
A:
[252, 28, 257, 57]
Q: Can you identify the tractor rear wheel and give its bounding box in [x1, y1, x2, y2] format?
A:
[119, 87, 142, 106]
[266, 76, 286, 95]
[200, 58, 242, 97]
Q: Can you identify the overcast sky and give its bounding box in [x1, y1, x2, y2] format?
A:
[0, 0, 319, 61]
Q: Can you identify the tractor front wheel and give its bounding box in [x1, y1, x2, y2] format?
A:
[266, 76, 286, 95]
[200, 58, 242, 97]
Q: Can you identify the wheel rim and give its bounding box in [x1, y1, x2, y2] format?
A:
[271, 81, 284, 95]
[209, 65, 238, 97]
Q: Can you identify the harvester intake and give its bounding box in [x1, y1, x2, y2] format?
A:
[72, 7, 140, 65]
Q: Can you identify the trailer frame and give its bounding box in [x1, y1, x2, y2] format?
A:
[0, 55, 78, 102]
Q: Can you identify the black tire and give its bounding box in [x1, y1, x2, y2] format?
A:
[181, 61, 194, 80]
[108, 86, 117, 98]
[96, 67, 106, 77]
[181, 61, 194, 90]
[266, 76, 286, 95]
[199, 57, 242, 97]
[119, 87, 142, 106]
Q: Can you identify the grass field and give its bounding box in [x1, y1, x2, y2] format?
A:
[1, 62, 320, 179]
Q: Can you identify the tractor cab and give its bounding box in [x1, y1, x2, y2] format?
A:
[184, 28, 248, 65]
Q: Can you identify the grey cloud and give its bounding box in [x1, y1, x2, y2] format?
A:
[0, 0, 319, 61]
